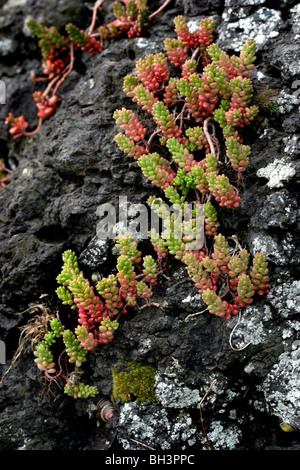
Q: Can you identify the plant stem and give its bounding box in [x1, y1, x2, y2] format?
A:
[203, 117, 222, 163]
[1, 165, 12, 174]
[45, 349, 66, 380]
[199, 379, 216, 450]
[42, 75, 60, 99]
[24, 118, 43, 137]
[190, 46, 200, 61]
[149, 0, 172, 20]
[89, 0, 107, 35]
[53, 42, 75, 96]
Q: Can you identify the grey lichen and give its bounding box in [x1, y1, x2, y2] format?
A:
[118, 401, 197, 450]
[218, 7, 281, 51]
[267, 278, 300, 319]
[249, 232, 295, 267]
[79, 236, 110, 271]
[227, 304, 273, 352]
[0, 37, 16, 56]
[259, 351, 300, 430]
[276, 89, 300, 114]
[290, 3, 300, 41]
[202, 420, 242, 450]
[283, 135, 300, 157]
[256, 158, 296, 189]
[155, 373, 200, 409]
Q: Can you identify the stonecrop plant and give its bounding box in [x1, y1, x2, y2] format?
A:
[5, 0, 171, 139]
[114, 15, 269, 321]
[33, 233, 163, 398]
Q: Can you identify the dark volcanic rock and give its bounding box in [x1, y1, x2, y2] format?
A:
[0, 0, 299, 452]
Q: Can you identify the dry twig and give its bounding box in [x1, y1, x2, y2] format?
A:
[199, 379, 216, 450]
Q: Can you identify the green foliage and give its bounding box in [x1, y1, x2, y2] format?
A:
[114, 15, 269, 321]
[27, 19, 68, 59]
[65, 23, 103, 55]
[99, 0, 149, 40]
[63, 329, 88, 367]
[32, 233, 163, 400]
[64, 382, 98, 399]
[33, 340, 55, 372]
[65, 23, 89, 48]
[98, 317, 119, 344]
[7, 0, 161, 140]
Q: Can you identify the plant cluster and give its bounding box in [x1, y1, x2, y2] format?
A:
[5, 0, 170, 140]
[27, 13, 270, 405]
[33, 233, 162, 398]
[114, 16, 269, 321]
[98, 0, 149, 39]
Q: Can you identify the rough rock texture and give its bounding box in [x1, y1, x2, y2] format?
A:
[0, 0, 299, 451]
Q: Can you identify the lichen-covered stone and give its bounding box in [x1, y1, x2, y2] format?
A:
[117, 401, 197, 450]
[259, 351, 300, 431]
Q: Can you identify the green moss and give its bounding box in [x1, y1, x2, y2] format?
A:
[268, 101, 279, 116]
[111, 360, 159, 404]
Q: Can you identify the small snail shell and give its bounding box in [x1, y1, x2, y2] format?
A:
[97, 397, 115, 423]
[91, 272, 103, 284]
[279, 422, 298, 432]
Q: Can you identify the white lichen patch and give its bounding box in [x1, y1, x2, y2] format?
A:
[259, 190, 298, 230]
[250, 399, 266, 413]
[118, 402, 170, 449]
[255, 70, 267, 82]
[218, 7, 281, 51]
[249, 231, 296, 268]
[250, 233, 280, 259]
[203, 421, 242, 450]
[155, 373, 200, 408]
[137, 337, 153, 355]
[169, 414, 197, 449]
[118, 402, 197, 450]
[274, 45, 300, 77]
[200, 373, 226, 400]
[0, 37, 15, 55]
[283, 135, 300, 156]
[282, 320, 300, 340]
[277, 89, 300, 114]
[87, 78, 95, 90]
[135, 38, 162, 54]
[240, 0, 266, 4]
[182, 293, 201, 304]
[267, 279, 300, 318]
[228, 304, 273, 352]
[78, 236, 109, 270]
[187, 16, 218, 33]
[290, 3, 300, 40]
[135, 38, 151, 48]
[259, 351, 300, 429]
[187, 18, 202, 33]
[256, 158, 296, 189]
[84, 238, 108, 258]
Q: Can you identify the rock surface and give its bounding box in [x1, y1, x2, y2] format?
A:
[0, 0, 299, 451]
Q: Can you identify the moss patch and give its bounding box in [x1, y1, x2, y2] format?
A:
[111, 360, 159, 404]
